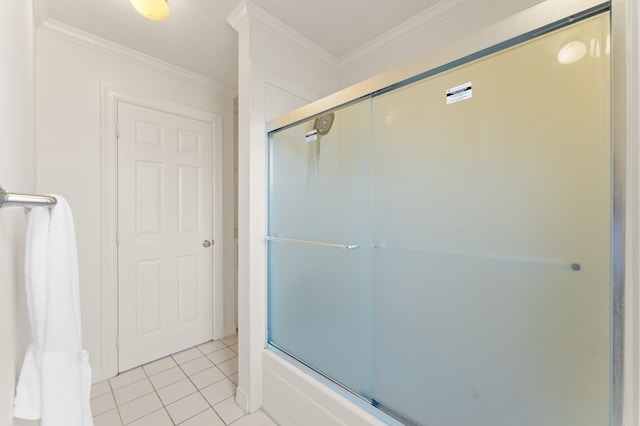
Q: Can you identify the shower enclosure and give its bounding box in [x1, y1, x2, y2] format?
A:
[267, 7, 613, 426]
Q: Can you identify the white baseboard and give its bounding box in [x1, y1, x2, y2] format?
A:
[91, 366, 103, 384]
[235, 385, 250, 413]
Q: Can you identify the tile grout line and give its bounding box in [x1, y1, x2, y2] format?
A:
[172, 343, 228, 425]
[108, 377, 127, 426]
[138, 362, 175, 426]
[109, 356, 187, 424]
[190, 338, 240, 424]
[134, 340, 239, 425]
[108, 369, 158, 424]
[96, 337, 240, 426]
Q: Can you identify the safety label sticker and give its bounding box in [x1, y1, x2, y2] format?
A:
[446, 82, 472, 105]
[305, 129, 318, 143]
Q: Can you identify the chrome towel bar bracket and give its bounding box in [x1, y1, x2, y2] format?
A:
[0, 186, 57, 209]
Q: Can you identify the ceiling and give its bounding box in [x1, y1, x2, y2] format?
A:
[46, 0, 441, 90]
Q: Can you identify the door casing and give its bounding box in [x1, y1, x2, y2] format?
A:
[99, 84, 225, 380]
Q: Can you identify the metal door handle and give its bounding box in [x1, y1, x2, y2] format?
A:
[203, 240, 212, 248]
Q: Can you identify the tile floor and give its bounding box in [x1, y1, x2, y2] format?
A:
[90, 334, 276, 426]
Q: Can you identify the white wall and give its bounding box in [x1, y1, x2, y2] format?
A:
[35, 27, 236, 382]
[0, 1, 37, 425]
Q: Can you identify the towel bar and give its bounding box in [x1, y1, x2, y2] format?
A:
[266, 236, 360, 250]
[0, 186, 57, 209]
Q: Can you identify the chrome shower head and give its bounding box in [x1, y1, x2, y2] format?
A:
[313, 112, 335, 135]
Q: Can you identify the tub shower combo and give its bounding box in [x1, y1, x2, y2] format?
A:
[266, 5, 618, 426]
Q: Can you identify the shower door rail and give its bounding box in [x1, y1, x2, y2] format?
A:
[372, 243, 582, 271]
[266, 235, 360, 250]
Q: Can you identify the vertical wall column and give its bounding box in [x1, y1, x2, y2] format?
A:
[617, 0, 640, 424]
[228, 2, 264, 413]
[228, 0, 341, 413]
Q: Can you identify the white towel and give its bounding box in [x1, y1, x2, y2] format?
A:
[14, 195, 93, 426]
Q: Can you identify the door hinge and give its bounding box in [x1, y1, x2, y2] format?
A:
[116, 123, 120, 139]
[116, 336, 120, 350]
[116, 229, 120, 245]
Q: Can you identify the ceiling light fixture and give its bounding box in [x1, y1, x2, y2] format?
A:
[130, 0, 170, 21]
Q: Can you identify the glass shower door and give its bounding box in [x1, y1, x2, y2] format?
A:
[370, 12, 611, 426]
[267, 100, 372, 394]
[267, 9, 612, 426]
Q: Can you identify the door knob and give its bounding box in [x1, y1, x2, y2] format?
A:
[203, 240, 213, 248]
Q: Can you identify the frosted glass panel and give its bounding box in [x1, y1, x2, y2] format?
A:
[269, 103, 371, 243]
[268, 100, 372, 393]
[370, 13, 610, 425]
[268, 242, 369, 392]
[267, 11, 612, 426]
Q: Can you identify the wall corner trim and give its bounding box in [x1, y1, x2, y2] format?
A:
[241, 1, 339, 68]
[228, 0, 482, 75]
[227, 0, 249, 32]
[33, 0, 48, 28]
[38, 19, 235, 96]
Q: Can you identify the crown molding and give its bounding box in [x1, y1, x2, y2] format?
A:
[38, 19, 235, 96]
[248, 1, 339, 67]
[227, 0, 249, 32]
[231, 0, 339, 69]
[228, 0, 481, 74]
[33, 0, 48, 28]
[338, 0, 479, 69]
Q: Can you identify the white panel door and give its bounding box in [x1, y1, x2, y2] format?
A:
[117, 101, 214, 371]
